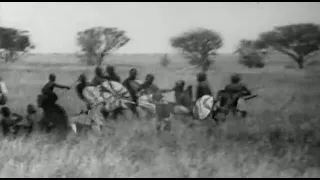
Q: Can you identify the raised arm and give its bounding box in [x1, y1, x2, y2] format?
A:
[160, 88, 174, 93]
[54, 83, 70, 90]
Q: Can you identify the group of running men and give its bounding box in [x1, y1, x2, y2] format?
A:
[73, 65, 252, 124]
[0, 64, 252, 136]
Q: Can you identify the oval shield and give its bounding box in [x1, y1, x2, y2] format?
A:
[193, 95, 215, 120]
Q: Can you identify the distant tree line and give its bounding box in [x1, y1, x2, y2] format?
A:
[2, 22, 320, 70]
[0, 26, 35, 62]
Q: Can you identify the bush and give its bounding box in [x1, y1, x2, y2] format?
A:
[160, 54, 170, 67]
[238, 53, 265, 68]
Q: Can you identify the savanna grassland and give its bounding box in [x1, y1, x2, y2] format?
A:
[0, 53, 320, 178]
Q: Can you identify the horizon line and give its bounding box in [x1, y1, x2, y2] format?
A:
[30, 52, 235, 55]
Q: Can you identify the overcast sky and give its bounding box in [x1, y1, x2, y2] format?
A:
[1, 2, 319, 54]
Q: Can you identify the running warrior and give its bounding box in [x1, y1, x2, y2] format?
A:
[41, 74, 71, 105]
[91, 66, 106, 86]
[76, 73, 92, 113]
[223, 73, 252, 117]
[195, 72, 213, 100]
[162, 80, 194, 114]
[137, 74, 159, 95]
[122, 68, 139, 114]
[105, 65, 121, 83]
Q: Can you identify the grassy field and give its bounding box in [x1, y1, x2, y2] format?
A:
[0, 53, 320, 178]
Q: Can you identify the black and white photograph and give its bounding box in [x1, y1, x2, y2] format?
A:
[0, 2, 320, 178]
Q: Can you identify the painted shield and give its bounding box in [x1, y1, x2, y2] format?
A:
[83, 80, 133, 112]
[236, 97, 247, 112]
[82, 86, 104, 107]
[193, 95, 216, 120]
[137, 94, 156, 114]
[162, 91, 175, 103]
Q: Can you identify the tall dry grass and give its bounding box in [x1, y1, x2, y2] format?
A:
[0, 59, 319, 178]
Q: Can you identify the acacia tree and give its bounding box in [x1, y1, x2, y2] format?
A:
[0, 27, 35, 62]
[77, 27, 130, 66]
[170, 28, 223, 72]
[234, 39, 268, 68]
[255, 23, 320, 69]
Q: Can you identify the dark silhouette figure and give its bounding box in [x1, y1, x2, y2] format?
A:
[0, 106, 23, 137]
[195, 72, 213, 100]
[122, 68, 139, 114]
[38, 74, 70, 139]
[105, 65, 121, 83]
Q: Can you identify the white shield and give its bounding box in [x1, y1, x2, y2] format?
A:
[193, 95, 215, 120]
[137, 94, 156, 114]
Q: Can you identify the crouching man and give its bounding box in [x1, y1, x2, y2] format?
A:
[224, 73, 252, 117]
[0, 106, 23, 137]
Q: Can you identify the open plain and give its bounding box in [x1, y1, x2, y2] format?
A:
[0, 52, 319, 178]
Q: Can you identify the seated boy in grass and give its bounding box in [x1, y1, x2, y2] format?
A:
[0, 106, 23, 136]
[20, 104, 37, 135]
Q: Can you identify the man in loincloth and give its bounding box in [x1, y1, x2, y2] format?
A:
[76, 73, 92, 113]
[138, 74, 159, 95]
[75, 73, 105, 131]
[162, 80, 194, 115]
[195, 72, 213, 100]
[122, 68, 139, 114]
[135, 74, 161, 117]
[41, 73, 71, 105]
[76, 73, 106, 117]
[224, 73, 252, 117]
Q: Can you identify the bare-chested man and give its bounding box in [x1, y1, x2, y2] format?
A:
[195, 72, 213, 100]
[162, 80, 194, 118]
[75, 73, 106, 130]
[137, 74, 159, 95]
[105, 65, 121, 83]
[91, 66, 106, 86]
[122, 68, 139, 113]
[224, 73, 252, 117]
[76, 73, 92, 112]
[41, 74, 70, 104]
